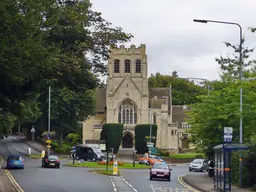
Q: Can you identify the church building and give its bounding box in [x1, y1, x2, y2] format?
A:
[82, 44, 191, 152]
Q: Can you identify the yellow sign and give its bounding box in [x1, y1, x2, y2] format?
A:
[46, 145, 51, 148]
[113, 161, 118, 175]
[46, 140, 52, 144]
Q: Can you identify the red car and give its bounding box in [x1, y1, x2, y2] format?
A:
[42, 155, 60, 168]
[149, 162, 171, 181]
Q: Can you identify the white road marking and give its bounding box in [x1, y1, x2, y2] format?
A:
[120, 175, 138, 192]
[110, 176, 117, 192]
[151, 184, 156, 192]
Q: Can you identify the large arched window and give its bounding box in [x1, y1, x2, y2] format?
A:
[135, 59, 141, 73]
[114, 59, 120, 73]
[118, 100, 137, 124]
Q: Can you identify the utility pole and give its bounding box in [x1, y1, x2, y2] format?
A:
[48, 86, 51, 155]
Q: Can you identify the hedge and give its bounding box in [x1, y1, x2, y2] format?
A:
[100, 123, 123, 154]
[135, 124, 157, 154]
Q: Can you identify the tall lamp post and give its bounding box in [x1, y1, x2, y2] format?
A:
[177, 77, 210, 96]
[193, 19, 243, 187]
[48, 86, 51, 155]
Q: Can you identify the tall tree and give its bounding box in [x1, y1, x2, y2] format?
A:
[187, 40, 256, 157]
[149, 72, 206, 105]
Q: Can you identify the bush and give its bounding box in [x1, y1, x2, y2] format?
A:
[158, 150, 169, 157]
[54, 143, 72, 153]
[135, 124, 157, 154]
[100, 124, 123, 154]
[41, 131, 56, 140]
[65, 133, 81, 146]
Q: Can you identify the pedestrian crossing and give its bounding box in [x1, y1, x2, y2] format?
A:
[153, 187, 191, 192]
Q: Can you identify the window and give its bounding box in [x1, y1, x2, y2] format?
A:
[135, 59, 141, 73]
[153, 114, 156, 124]
[118, 100, 137, 124]
[124, 59, 131, 73]
[114, 59, 120, 73]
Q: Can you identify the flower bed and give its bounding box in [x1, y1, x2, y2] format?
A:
[98, 160, 124, 165]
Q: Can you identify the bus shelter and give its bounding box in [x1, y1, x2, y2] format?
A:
[213, 143, 249, 192]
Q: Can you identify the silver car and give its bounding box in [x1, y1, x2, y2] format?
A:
[189, 159, 207, 172]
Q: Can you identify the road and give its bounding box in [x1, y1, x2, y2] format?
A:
[119, 166, 199, 192]
[0, 136, 205, 192]
[0, 136, 113, 192]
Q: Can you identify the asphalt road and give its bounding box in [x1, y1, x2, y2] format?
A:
[0, 136, 206, 192]
[0, 136, 114, 192]
[120, 164, 206, 192]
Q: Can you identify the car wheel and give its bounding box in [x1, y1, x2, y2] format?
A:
[189, 168, 192, 172]
[167, 176, 171, 181]
[150, 175, 153, 180]
[56, 164, 60, 168]
[92, 158, 96, 162]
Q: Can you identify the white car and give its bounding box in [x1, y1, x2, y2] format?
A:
[189, 159, 207, 172]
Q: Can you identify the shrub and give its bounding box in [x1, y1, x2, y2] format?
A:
[65, 133, 81, 146]
[158, 150, 169, 157]
[41, 131, 56, 140]
[135, 124, 157, 154]
[54, 143, 72, 153]
[100, 124, 123, 154]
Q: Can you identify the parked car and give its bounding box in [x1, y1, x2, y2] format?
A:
[6, 155, 24, 169]
[149, 162, 172, 181]
[189, 159, 208, 172]
[71, 145, 105, 161]
[42, 155, 60, 168]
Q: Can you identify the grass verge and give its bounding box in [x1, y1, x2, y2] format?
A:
[89, 169, 121, 176]
[28, 154, 64, 160]
[63, 162, 149, 169]
[169, 153, 204, 159]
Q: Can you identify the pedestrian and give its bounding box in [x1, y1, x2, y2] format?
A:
[208, 159, 215, 178]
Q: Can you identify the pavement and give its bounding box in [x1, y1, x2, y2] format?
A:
[182, 173, 253, 192]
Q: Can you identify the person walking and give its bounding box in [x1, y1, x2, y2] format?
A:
[208, 159, 215, 178]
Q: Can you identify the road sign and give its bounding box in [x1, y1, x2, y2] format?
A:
[46, 145, 51, 148]
[113, 161, 118, 175]
[224, 127, 233, 143]
[46, 139, 52, 144]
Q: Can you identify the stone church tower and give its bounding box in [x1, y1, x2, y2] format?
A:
[82, 44, 192, 152]
[106, 44, 149, 148]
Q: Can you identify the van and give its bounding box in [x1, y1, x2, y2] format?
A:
[73, 145, 105, 161]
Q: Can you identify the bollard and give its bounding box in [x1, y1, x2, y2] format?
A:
[113, 160, 118, 175]
[28, 148, 31, 154]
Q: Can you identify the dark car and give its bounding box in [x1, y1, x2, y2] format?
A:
[6, 155, 24, 169]
[42, 155, 60, 168]
[149, 162, 172, 181]
[72, 145, 105, 161]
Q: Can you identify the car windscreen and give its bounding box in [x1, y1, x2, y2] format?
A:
[153, 163, 169, 169]
[93, 148, 103, 155]
[8, 156, 21, 160]
[192, 160, 203, 164]
[48, 156, 58, 160]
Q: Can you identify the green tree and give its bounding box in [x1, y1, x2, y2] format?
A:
[187, 40, 256, 157]
[149, 72, 206, 105]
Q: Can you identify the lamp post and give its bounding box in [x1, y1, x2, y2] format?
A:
[194, 19, 243, 187]
[48, 86, 51, 155]
[176, 77, 210, 96]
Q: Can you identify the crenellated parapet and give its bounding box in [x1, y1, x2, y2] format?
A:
[110, 44, 146, 55]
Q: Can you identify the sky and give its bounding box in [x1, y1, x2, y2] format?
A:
[91, 0, 256, 81]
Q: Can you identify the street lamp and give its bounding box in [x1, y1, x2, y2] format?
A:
[194, 19, 243, 187]
[176, 77, 210, 96]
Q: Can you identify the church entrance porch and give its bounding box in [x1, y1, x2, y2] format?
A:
[122, 133, 133, 148]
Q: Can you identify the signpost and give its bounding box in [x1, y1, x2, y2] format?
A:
[113, 161, 118, 175]
[224, 127, 233, 143]
[133, 150, 137, 167]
